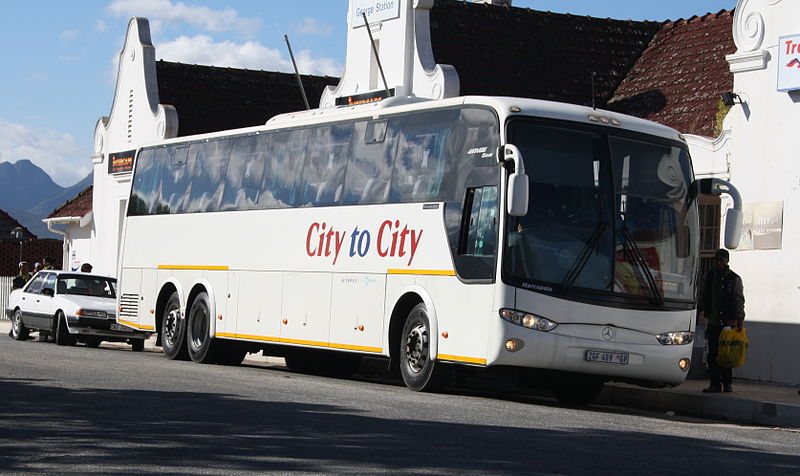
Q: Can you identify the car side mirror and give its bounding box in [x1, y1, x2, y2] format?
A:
[42, 288, 54, 297]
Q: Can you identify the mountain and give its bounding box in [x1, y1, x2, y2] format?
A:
[0, 160, 93, 239]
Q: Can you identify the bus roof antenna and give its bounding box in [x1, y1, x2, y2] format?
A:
[362, 12, 391, 99]
[284, 34, 310, 110]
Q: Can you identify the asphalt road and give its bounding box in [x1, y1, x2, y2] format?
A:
[2, 337, 799, 475]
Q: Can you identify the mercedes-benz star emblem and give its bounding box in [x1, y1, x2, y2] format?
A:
[602, 327, 616, 341]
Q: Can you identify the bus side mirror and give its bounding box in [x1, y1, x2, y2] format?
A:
[695, 177, 743, 249]
[499, 144, 529, 216]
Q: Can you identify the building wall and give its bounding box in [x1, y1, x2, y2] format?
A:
[689, 0, 800, 385]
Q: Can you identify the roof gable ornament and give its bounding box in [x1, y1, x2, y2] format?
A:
[319, 0, 459, 108]
[727, 0, 782, 72]
[93, 18, 178, 160]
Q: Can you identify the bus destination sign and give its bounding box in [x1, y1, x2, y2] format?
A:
[108, 149, 136, 174]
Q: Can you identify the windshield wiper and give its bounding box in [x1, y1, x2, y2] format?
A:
[619, 221, 664, 305]
[560, 222, 608, 292]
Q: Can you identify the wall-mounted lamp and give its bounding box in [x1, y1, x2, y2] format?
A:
[721, 91, 742, 106]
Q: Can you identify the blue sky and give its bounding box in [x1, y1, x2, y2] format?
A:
[0, 0, 736, 187]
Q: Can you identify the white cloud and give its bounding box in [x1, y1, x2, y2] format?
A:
[292, 17, 331, 36]
[60, 29, 80, 41]
[157, 35, 342, 76]
[0, 119, 90, 187]
[107, 0, 260, 36]
[95, 19, 108, 32]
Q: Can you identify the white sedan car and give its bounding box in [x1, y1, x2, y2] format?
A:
[6, 271, 149, 350]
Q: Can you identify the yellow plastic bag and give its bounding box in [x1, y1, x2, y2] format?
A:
[716, 327, 749, 368]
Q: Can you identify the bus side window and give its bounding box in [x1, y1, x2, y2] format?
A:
[160, 145, 191, 214]
[263, 129, 308, 208]
[128, 148, 161, 216]
[299, 123, 352, 207]
[221, 134, 267, 211]
[344, 120, 395, 204]
[185, 138, 232, 213]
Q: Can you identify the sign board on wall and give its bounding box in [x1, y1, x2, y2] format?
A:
[351, 0, 401, 26]
[108, 150, 136, 174]
[738, 201, 784, 250]
[778, 34, 800, 91]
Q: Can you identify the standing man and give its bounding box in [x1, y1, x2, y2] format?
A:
[698, 248, 746, 393]
[42, 257, 55, 270]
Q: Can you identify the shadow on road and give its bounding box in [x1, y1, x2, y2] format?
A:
[1, 375, 798, 474]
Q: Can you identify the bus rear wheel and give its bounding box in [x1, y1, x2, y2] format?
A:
[186, 292, 220, 364]
[399, 303, 449, 392]
[161, 291, 189, 360]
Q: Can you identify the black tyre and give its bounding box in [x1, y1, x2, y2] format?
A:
[84, 337, 102, 348]
[161, 291, 189, 360]
[553, 379, 604, 405]
[131, 339, 145, 352]
[10, 309, 29, 341]
[55, 312, 76, 346]
[186, 292, 220, 363]
[399, 303, 449, 392]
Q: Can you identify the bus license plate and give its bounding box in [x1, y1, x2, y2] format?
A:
[110, 323, 133, 332]
[585, 350, 629, 365]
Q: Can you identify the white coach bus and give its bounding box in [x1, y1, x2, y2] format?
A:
[117, 95, 737, 402]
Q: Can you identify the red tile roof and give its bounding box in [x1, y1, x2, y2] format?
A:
[47, 185, 93, 219]
[607, 10, 736, 137]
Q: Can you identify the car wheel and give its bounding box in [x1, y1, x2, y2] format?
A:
[161, 291, 189, 360]
[84, 337, 102, 348]
[186, 292, 220, 363]
[399, 303, 449, 392]
[131, 339, 145, 352]
[10, 309, 29, 341]
[55, 312, 76, 346]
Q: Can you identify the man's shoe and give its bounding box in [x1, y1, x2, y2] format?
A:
[702, 386, 722, 393]
[723, 386, 733, 393]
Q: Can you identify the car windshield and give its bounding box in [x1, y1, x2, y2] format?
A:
[503, 120, 699, 306]
[57, 275, 117, 298]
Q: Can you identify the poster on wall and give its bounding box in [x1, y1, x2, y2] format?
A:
[778, 34, 800, 91]
[738, 201, 784, 250]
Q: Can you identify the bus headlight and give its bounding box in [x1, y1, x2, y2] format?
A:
[656, 331, 694, 345]
[499, 309, 558, 332]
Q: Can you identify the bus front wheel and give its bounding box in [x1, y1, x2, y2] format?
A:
[186, 292, 219, 364]
[161, 292, 189, 360]
[399, 303, 449, 392]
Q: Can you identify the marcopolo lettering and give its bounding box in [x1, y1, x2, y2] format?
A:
[305, 219, 423, 266]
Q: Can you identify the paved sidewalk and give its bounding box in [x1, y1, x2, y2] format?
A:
[3, 319, 799, 428]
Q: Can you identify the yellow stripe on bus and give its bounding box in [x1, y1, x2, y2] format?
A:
[437, 353, 487, 365]
[387, 269, 456, 276]
[214, 333, 382, 353]
[117, 319, 155, 331]
[157, 265, 229, 271]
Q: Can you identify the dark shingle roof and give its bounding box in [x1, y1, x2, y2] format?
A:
[155, 61, 340, 137]
[46, 185, 93, 219]
[429, 0, 662, 107]
[607, 10, 736, 137]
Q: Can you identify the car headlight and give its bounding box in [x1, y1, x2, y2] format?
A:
[76, 309, 107, 318]
[656, 331, 694, 345]
[499, 308, 558, 332]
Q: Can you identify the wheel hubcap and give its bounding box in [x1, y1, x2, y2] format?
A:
[12, 314, 20, 335]
[165, 308, 181, 344]
[405, 323, 428, 373]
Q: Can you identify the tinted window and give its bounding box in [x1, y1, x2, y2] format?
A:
[298, 123, 352, 207]
[262, 129, 308, 207]
[343, 120, 396, 204]
[221, 134, 268, 211]
[128, 148, 160, 216]
[184, 139, 232, 213]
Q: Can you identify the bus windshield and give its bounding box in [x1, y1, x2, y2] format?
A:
[504, 120, 699, 307]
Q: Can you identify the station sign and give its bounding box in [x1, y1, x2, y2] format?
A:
[352, 0, 401, 26]
[108, 149, 136, 174]
[778, 33, 800, 91]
